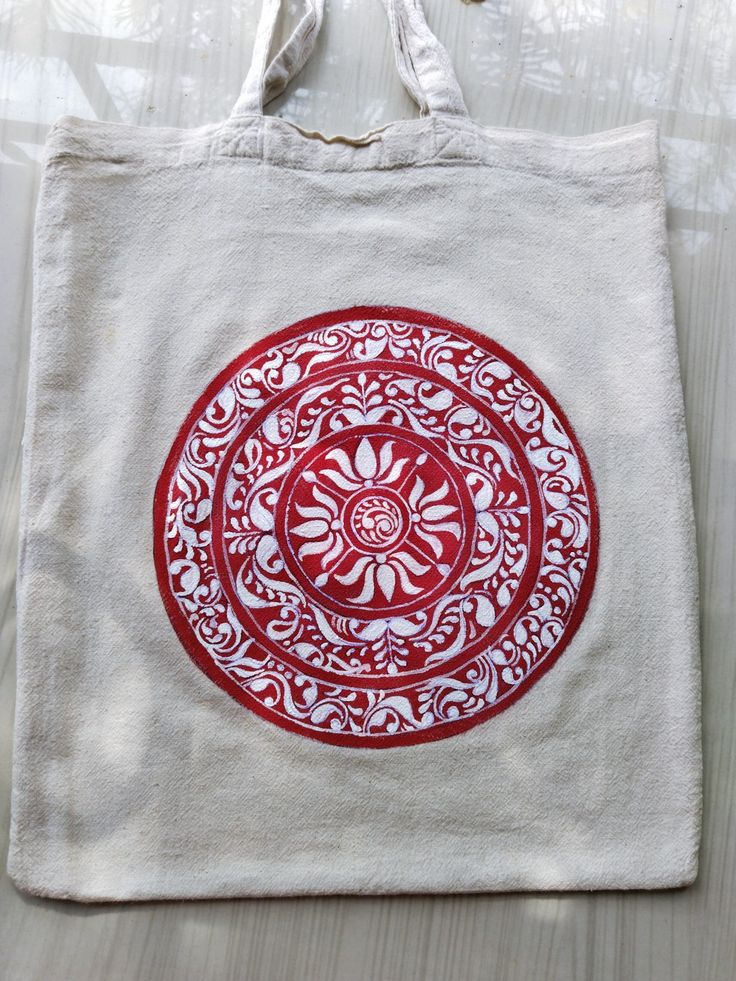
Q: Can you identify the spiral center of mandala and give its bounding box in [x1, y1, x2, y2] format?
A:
[345, 490, 408, 552]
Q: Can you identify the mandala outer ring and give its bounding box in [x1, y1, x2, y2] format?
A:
[153, 305, 600, 748]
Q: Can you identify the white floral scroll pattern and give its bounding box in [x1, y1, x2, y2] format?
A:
[155, 309, 598, 747]
[221, 374, 529, 677]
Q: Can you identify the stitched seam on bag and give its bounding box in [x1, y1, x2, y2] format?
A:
[41, 154, 660, 182]
[45, 117, 658, 179]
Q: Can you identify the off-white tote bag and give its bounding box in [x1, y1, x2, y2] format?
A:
[10, 0, 701, 900]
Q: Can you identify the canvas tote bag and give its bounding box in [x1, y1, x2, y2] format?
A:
[9, 0, 701, 901]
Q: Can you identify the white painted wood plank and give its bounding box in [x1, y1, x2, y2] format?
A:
[1, 1, 734, 978]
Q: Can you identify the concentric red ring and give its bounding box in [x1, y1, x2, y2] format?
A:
[153, 306, 599, 747]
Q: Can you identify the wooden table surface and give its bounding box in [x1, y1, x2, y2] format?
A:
[1, 1, 734, 978]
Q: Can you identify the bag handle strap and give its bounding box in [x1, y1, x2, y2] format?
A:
[382, 0, 467, 118]
[231, 0, 468, 119]
[232, 0, 325, 117]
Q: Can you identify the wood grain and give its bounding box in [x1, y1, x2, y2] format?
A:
[1, 0, 734, 978]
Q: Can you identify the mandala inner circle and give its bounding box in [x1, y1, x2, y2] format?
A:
[348, 491, 406, 551]
[276, 427, 476, 621]
[154, 307, 598, 748]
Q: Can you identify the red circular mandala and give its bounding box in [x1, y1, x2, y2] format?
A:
[154, 306, 599, 747]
